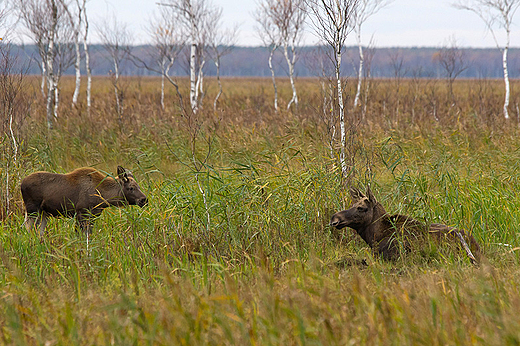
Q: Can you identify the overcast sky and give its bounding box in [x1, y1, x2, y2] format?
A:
[70, 0, 520, 48]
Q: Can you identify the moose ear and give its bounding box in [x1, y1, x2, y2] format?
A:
[366, 186, 377, 204]
[117, 166, 129, 182]
[349, 186, 365, 201]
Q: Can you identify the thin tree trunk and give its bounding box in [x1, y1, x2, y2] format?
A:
[84, 44, 92, 110]
[82, 9, 92, 112]
[213, 57, 223, 112]
[40, 61, 46, 99]
[363, 75, 370, 120]
[283, 43, 298, 110]
[72, 37, 81, 106]
[53, 81, 59, 119]
[354, 29, 364, 108]
[113, 58, 122, 125]
[46, 76, 55, 129]
[268, 44, 278, 112]
[161, 73, 165, 110]
[8, 107, 18, 169]
[190, 43, 198, 113]
[7, 105, 17, 216]
[63, 0, 82, 107]
[161, 57, 166, 110]
[196, 54, 205, 107]
[162, 57, 175, 111]
[503, 43, 510, 119]
[336, 47, 348, 179]
[45, 49, 56, 129]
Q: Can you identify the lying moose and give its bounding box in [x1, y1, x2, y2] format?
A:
[21, 166, 147, 235]
[330, 187, 481, 265]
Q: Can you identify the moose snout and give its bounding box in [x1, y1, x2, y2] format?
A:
[138, 197, 148, 207]
[329, 215, 340, 228]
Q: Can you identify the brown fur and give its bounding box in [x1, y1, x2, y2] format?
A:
[330, 187, 481, 265]
[21, 166, 147, 235]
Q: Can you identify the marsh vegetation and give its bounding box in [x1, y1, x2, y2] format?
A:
[1, 76, 520, 344]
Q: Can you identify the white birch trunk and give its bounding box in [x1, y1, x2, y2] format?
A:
[163, 57, 175, 111]
[161, 73, 165, 111]
[53, 81, 59, 119]
[82, 9, 92, 111]
[336, 47, 348, 178]
[46, 75, 55, 129]
[72, 37, 81, 106]
[283, 43, 298, 110]
[7, 105, 18, 215]
[268, 45, 278, 111]
[84, 42, 92, 110]
[190, 43, 198, 113]
[46, 35, 56, 129]
[503, 38, 510, 119]
[354, 29, 364, 108]
[41, 61, 46, 99]
[213, 57, 222, 112]
[113, 57, 122, 122]
[8, 107, 17, 167]
[196, 55, 205, 106]
[161, 57, 166, 110]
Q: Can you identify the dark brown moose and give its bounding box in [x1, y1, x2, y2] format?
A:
[330, 187, 481, 265]
[21, 166, 147, 235]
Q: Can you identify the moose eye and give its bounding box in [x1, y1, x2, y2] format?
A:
[129, 187, 134, 191]
[357, 206, 368, 212]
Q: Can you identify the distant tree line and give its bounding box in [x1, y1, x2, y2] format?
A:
[10, 44, 520, 79]
[1, 0, 519, 187]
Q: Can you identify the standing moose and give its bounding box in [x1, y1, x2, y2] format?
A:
[330, 187, 481, 265]
[21, 166, 147, 235]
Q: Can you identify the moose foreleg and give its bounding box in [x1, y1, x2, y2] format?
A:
[25, 211, 48, 236]
[76, 213, 94, 235]
[24, 212, 36, 232]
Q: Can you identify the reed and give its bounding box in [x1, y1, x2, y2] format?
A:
[1, 76, 520, 344]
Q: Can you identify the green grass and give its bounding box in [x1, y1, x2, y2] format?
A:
[1, 77, 520, 344]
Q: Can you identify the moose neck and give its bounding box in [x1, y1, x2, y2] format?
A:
[355, 202, 388, 248]
[98, 177, 126, 207]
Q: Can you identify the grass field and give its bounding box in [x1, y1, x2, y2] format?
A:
[1, 75, 520, 344]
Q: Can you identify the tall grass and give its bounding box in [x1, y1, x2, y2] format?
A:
[1, 76, 520, 344]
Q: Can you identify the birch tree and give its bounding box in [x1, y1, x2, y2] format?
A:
[148, 5, 185, 110]
[16, 0, 75, 129]
[162, 0, 215, 114]
[78, 0, 92, 113]
[158, 0, 221, 243]
[255, 0, 306, 111]
[0, 2, 30, 218]
[255, 4, 281, 111]
[70, 2, 81, 106]
[352, 0, 390, 108]
[0, 45, 27, 218]
[454, 0, 520, 119]
[62, 0, 89, 108]
[206, 8, 238, 111]
[305, 0, 358, 179]
[97, 15, 132, 127]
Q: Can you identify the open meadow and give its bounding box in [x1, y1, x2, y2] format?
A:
[1, 75, 520, 344]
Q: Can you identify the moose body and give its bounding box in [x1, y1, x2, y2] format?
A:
[330, 187, 481, 264]
[21, 166, 147, 235]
